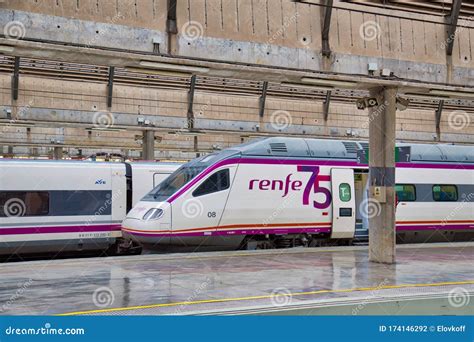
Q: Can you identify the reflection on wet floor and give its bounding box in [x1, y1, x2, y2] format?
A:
[0, 243, 472, 315]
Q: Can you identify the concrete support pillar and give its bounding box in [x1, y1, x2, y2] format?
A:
[194, 136, 199, 158]
[142, 130, 155, 161]
[368, 87, 397, 264]
[53, 146, 63, 160]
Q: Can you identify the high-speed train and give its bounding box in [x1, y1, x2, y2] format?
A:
[0, 160, 180, 257]
[122, 137, 474, 251]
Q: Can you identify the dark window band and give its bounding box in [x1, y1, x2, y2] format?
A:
[0, 191, 112, 217]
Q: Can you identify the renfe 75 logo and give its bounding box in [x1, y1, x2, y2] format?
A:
[248, 165, 332, 209]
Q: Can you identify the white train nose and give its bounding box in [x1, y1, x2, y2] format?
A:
[121, 218, 141, 242]
[125, 204, 153, 220]
[121, 201, 172, 246]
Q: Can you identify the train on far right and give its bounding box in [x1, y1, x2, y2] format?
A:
[122, 137, 474, 252]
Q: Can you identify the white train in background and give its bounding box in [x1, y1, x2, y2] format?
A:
[0, 160, 180, 257]
[122, 137, 474, 251]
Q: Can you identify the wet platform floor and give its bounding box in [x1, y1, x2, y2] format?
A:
[0, 242, 473, 315]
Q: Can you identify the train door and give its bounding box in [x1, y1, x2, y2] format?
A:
[354, 171, 369, 240]
[111, 164, 127, 224]
[330, 168, 356, 239]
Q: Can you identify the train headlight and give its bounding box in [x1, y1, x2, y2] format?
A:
[142, 208, 164, 220]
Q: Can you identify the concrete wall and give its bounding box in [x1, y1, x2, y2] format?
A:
[1, 0, 473, 84]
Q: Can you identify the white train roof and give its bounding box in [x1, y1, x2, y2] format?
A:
[0, 160, 180, 166]
[225, 137, 474, 163]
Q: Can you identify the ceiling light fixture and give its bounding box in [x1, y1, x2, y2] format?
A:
[281, 82, 333, 91]
[138, 61, 210, 74]
[0, 45, 14, 54]
[428, 89, 474, 99]
[125, 67, 191, 78]
[301, 77, 358, 89]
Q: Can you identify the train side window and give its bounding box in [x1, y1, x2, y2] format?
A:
[50, 191, 113, 216]
[339, 183, 351, 202]
[395, 184, 416, 202]
[433, 185, 458, 202]
[193, 169, 230, 197]
[0, 191, 49, 217]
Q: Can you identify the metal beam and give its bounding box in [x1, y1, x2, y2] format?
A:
[0, 139, 216, 154]
[106, 66, 115, 108]
[446, 0, 463, 56]
[435, 100, 444, 139]
[187, 74, 197, 129]
[12, 56, 20, 101]
[167, 0, 178, 55]
[166, 0, 178, 34]
[4, 39, 474, 95]
[323, 90, 331, 121]
[258, 81, 269, 118]
[322, 0, 334, 57]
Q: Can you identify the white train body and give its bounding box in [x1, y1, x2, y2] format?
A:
[0, 160, 180, 256]
[122, 138, 474, 250]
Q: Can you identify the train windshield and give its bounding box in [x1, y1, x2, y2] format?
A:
[142, 150, 239, 202]
[142, 165, 207, 202]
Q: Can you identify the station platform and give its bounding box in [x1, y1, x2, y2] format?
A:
[0, 242, 473, 315]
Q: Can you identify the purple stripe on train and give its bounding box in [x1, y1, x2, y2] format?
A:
[167, 157, 474, 203]
[4, 223, 470, 236]
[123, 224, 474, 237]
[397, 224, 474, 231]
[0, 224, 121, 235]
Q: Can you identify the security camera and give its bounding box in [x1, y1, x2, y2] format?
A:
[356, 97, 379, 110]
[367, 98, 378, 107]
[356, 99, 367, 110]
[396, 97, 410, 111]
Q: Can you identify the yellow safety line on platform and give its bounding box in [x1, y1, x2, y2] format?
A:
[60, 279, 474, 316]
